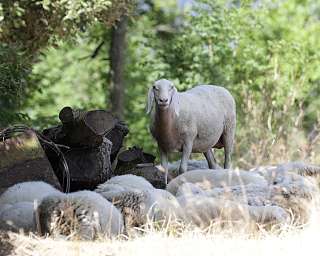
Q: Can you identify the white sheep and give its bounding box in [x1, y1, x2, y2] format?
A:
[250, 161, 320, 179]
[108, 189, 180, 228]
[0, 202, 35, 232]
[0, 181, 62, 205]
[174, 166, 318, 224]
[95, 176, 181, 229]
[168, 160, 210, 174]
[176, 182, 207, 198]
[167, 169, 267, 195]
[147, 79, 236, 183]
[177, 195, 289, 228]
[37, 190, 124, 240]
[95, 174, 154, 199]
[0, 181, 63, 233]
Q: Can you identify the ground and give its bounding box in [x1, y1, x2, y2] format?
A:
[3, 206, 320, 256]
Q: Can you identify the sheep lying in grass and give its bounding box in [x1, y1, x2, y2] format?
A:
[177, 195, 289, 228]
[172, 164, 319, 224]
[0, 202, 35, 232]
[0, 182, 62, 233]
[168, 160, 210, 175]
[167, 169, 267, 195]
[147, 79, 236, 183]
[95, 174, 154, 200]
[250, 164, 319, 223]
[0, 181, 62, 205]
[38, 190, 124, 240]
[102, 189, 181, 229]
[95, 175, 181, 229]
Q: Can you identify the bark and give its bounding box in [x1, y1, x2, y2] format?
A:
[109, 16, 128, 119]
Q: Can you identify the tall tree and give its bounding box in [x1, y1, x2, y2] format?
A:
[109, 16, 128, 119]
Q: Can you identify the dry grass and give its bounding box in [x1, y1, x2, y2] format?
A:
[3, 201, 319, 256]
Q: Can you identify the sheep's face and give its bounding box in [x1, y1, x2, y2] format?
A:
[147, 79, 179, 115]
[153, 79, 175, 109]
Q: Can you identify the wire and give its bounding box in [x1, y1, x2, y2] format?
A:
[0, 125, 71, 193]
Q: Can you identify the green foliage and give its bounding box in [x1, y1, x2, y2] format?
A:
[6, 0, 320, 166]
[0, 0, 135, 53]
[25, 38, 108, 128]
[0, 44, 32, 127]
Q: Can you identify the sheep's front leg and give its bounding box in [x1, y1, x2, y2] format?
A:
[160, 149, 169, 185]
[179, 140, 193, 175]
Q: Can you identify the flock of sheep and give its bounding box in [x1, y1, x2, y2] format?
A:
[1, 80, 319, 240]
[0, 161, 319, 240]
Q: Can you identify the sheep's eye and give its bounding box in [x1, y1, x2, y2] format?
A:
[153, 86, 159, 91]
[169, 86, 174, 90]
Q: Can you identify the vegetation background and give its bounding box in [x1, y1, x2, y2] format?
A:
[1, 0, 320, 169]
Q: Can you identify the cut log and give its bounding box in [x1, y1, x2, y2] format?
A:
[41, 107, 129, 191]
[105, 120, 129, 163]
[58, 107, 118, 147]
[114, 147, 156, 175]
[0, 130, 61, 195]
[59, 137, 113, 192]
[42, 125, 67, 145]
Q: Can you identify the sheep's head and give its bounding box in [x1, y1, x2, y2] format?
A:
[147, 79, 179, 115]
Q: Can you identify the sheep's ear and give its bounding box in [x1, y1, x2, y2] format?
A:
[171, 87, 180, 116]
[146, 87, 155, 114]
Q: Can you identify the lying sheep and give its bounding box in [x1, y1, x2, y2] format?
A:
[102, 189, 180, 229]
[95, 174, 154, 199]
[177, 195, 288, 228]
[95, 175, 180, 229]
[0, 181, 63, 233]
[167, 169, 267, 195]
[250, 161, 320, 179]
[174, 166, 318, 224]
[168, 160, 210, 177]
[0, 181, 62, 205]
[37, 190, 124, 240]
[176, 182, 207, 198]
[147, 79, 236, 183]
[0, 202, 35, 232]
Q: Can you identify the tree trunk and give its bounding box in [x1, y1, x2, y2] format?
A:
[109, 16, 128, 119]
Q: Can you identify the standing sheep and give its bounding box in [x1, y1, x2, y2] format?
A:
[147, 79, 236, 183]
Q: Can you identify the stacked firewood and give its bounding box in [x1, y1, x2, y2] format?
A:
[42, 106, 129, 191]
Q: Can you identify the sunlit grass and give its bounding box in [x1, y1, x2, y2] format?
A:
[5, 199, 320, 256]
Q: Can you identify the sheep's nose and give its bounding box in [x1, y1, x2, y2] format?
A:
[159, 98, 168, 103]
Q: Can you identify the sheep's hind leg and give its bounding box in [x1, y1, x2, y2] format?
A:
[223, 130, 234, 169]
[204, 149, 221, 169]
[179, 141, 193, 175]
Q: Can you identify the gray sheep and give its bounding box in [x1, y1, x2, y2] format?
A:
[37, 190, 124, 240]
[147, 79, 236, 183]
[0, 181, 63, 233]
[95, 175, 181, 229]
